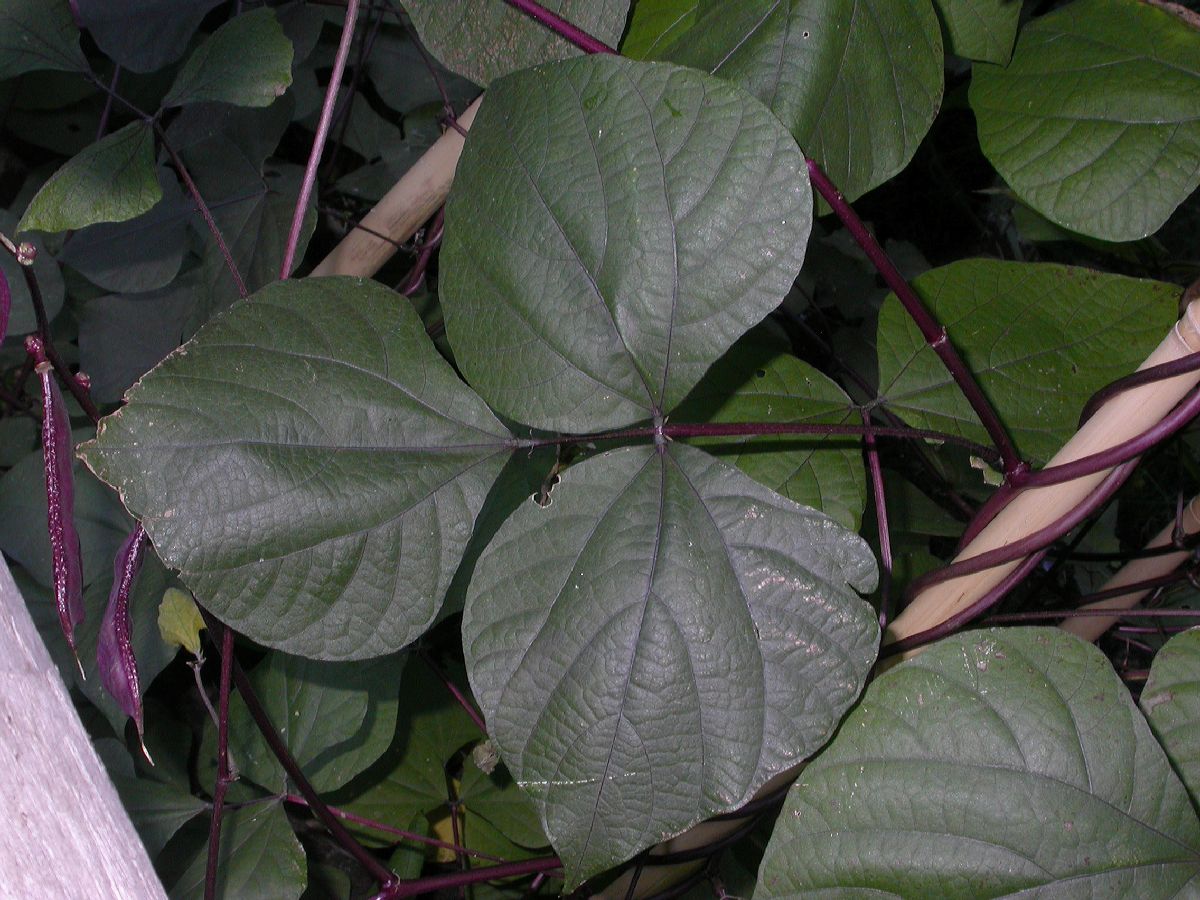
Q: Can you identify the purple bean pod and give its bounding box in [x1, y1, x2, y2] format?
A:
[98, 524, 148, 739]
[27, 336, 85, 659]
[0, 265, 10, 344]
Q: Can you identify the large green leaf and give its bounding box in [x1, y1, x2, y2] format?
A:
[876, 260, 1179, 463]
[163, 8, 293, 109]
[463, 443, 879, 885]
[970, 0, 1200, 242]
[73, 0, 225, 74]
[442, 55, 811, 433]
[80, 277, 513, 661]
[0, 0, 88, 79]
[930, 0, 1019, 64]
[757, 628, 1200, 897]
[626, 0, 943, 202]
[674, 334, 867, 529]
[230, 650, 407, 794]
[19, 121, 161, 234]
[404, 0, 631, 86]
[620, 0, 698, 58]
[1143, 628, 1200, 811]
[172, 799, 306, 899]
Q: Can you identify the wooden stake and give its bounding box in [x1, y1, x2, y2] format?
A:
[309, 96, 482, 278]
[886, 299, 1200, 656]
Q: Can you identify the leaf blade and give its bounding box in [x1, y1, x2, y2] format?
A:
[163, 8, 293, 109]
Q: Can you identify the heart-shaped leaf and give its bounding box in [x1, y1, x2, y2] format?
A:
[404, 0, 631, 86]
[464, 442, 878, 884]
[876, 260, 1179, 463]
[80, 277, 513, 660]
[0, 0, 87, 79]
[970, 0, 1200, 241]
[441, 54, 811, 433]
[163, 8, 293, 109]
[1142, 628, 1200, 811]
[626, 0, 943, 202]
[757, 628, 1200, 896]
[73, 0, 225, 74]
[19, 121, 161, 234]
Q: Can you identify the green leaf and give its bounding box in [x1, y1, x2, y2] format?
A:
[970, 0, 1200, 241]
[459, 763, 549, 856]
[94, 738, 208, 858]
[1143, 628, 1200, 811]
[756, 628, 1200, 897]
[163, 8, 293, 109]
[404, 0, 631, 86]
[621, 0, 698, 58]
[463, 443, 878, 885]
[0, 0, 87, 79]
[930, 0, 1019, 64]
[335, 661, 481, 829]
[73, 0, 225, 74]
[58, 167, 189, 294]
[627, 0, 943, 202]
[158, 586, 205, 656]
[674, 334, 867, 530]
[876, 260, 1179, 463]
[18, 121, 161, 234]
[80, 277, 513, 661]
[229, 650, 407, 794]
[171, 799, 307, 899]
[442, 55, 811, 432]
[0, 210, 65, 335]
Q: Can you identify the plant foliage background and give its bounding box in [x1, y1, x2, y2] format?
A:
[1, 0, 1200, 897]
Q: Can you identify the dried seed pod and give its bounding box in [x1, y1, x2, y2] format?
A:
[27, 336, 85, 661]
[98, 524, 149, 750]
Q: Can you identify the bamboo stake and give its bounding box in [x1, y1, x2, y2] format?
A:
[886, 299, 1200, 657]
[1060, 494, 1200, 643]
[309, 96, 481, 277]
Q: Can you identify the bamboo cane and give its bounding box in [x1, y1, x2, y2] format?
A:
[886, 299, 1200, 657]
[309, 96, 482, 278]
[1060, 494, 1200, 643]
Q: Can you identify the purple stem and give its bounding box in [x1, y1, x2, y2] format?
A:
[904, 460, 1138, 602]
[95, 65, 120, 142]
[281, 0, 361, 278]
[861, 409, 892, 628]
[217, 624, 396, 887]
[501, 0, 617, 54]
[373, 856, 562, 899]
[398, 209, 445, 296]
[157, 129, 248, 299]
[204, 623, 236, 900]
[0, 265, 9, 345]
[1079, 349, 1200, 426]
[419, 648, 487, 734]
[804, 159, 1023, 477]
[282, 794, 505, 862]
[989, 607, 1200, 623]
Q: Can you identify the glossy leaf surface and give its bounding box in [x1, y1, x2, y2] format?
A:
[876, 260, 1179, 463]
[404, 0, 631, 86]
[18, 122, 161, 234]
[163, 8, 293, 109]
[757, 628, 1200, 897]
[229, 650, 407, 794]
[626, 0, 943, 202]
[81, 277, 513, 660]
[1142, 628, 1200, 810]
[464, 443, 878, 884]
[0, 0, 87, 79]
[442, 55, 811, 432]
[970, 0, 1200, 241]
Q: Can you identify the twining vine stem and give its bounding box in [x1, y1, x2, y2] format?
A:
[203, 624, 236, 900]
